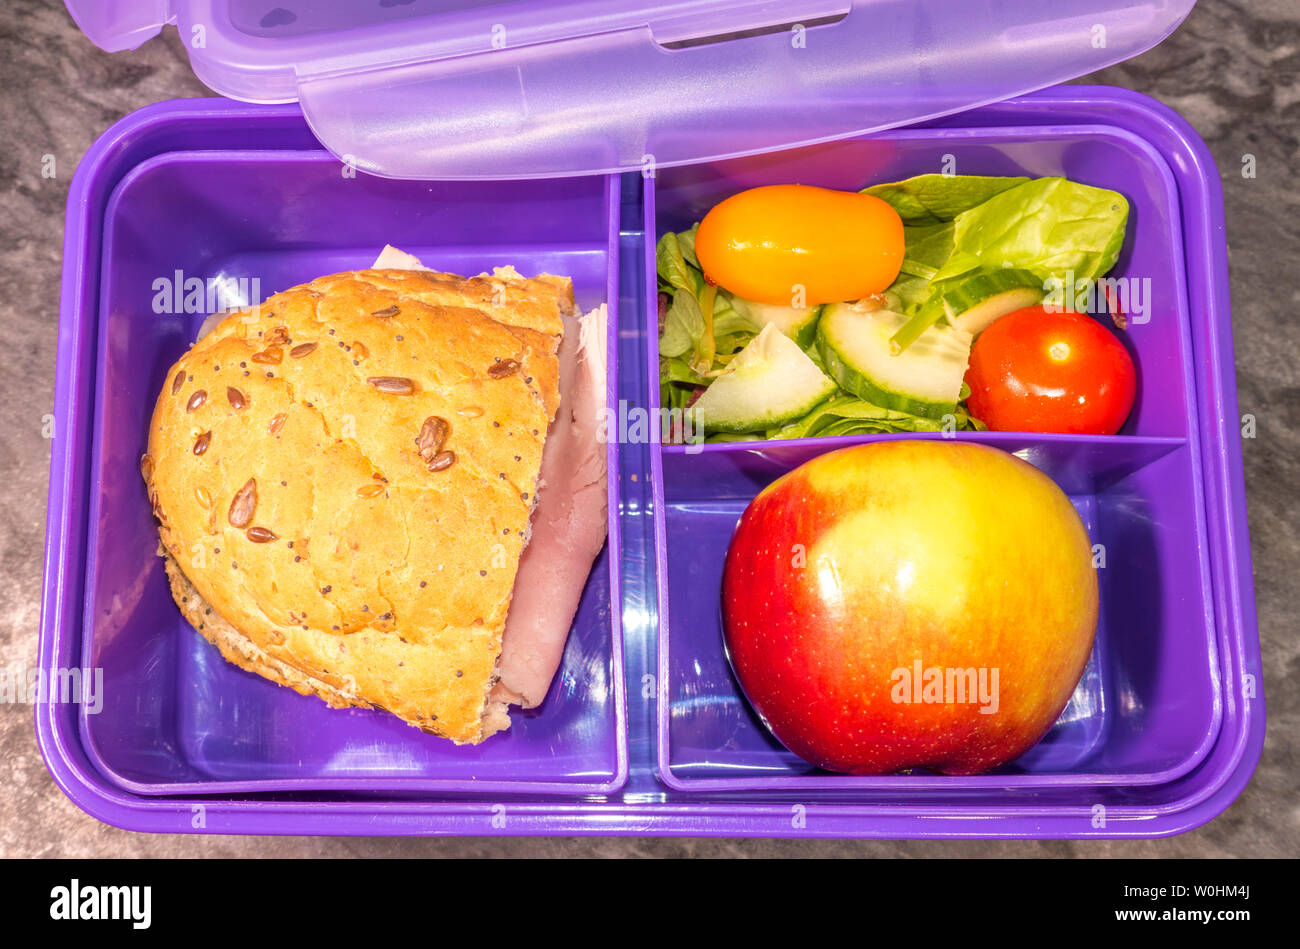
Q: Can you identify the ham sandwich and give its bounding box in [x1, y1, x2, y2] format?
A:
[144, 251, 608, 743]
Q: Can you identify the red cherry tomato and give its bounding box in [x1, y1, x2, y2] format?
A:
[964, 306, 1136, 435]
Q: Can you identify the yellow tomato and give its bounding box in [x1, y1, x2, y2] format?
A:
[694, 184, 905, 306]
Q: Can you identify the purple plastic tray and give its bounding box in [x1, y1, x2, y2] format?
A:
[39, 88, 1263, 836]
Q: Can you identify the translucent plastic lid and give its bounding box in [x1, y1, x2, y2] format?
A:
[65, 0, 1195, 179]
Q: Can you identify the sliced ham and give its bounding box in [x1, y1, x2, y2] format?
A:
[491, 302, 608, 707]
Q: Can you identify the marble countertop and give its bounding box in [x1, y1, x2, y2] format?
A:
[1, 0, 1295, 857]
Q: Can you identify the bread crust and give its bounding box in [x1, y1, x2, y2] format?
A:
[143, 268, 570, 744]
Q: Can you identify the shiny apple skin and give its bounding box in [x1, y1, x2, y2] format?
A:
[721, 440, 1098, 775]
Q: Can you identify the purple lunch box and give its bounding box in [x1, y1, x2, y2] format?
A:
[41, 0, 1262, 836]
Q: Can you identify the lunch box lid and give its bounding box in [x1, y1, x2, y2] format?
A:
[64, 0, 1195, 179]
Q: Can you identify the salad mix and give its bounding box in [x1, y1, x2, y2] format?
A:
[657, 173, 1134, 442]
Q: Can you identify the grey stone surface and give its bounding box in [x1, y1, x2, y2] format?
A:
[0, 0, 1294, 857]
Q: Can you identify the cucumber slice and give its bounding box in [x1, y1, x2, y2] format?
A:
[689, 324, 836, 433]
[725, 293, 823, 348]
[944, 269, 1043, 336]
[818, 301, 973, 419]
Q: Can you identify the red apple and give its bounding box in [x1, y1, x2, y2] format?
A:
[721, 440, 1098, 775]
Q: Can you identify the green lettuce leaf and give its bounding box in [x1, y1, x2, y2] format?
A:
[677, 223, 700, 269]
[710, 298, 757, 341]
[656, 231, 701, 295]
[864, 174, 1030, 226]
[767, 394, 983, 440]
[661, 353, 708, 413]
[657, 231, 756, 367]
[886, 221, 956, 314]
[661, 354, 708, 386]
[659, 290, 704, 359]
[930, 177, 1129, 284]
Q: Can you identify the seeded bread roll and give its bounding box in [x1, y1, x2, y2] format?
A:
[141, 267, 572, 744]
